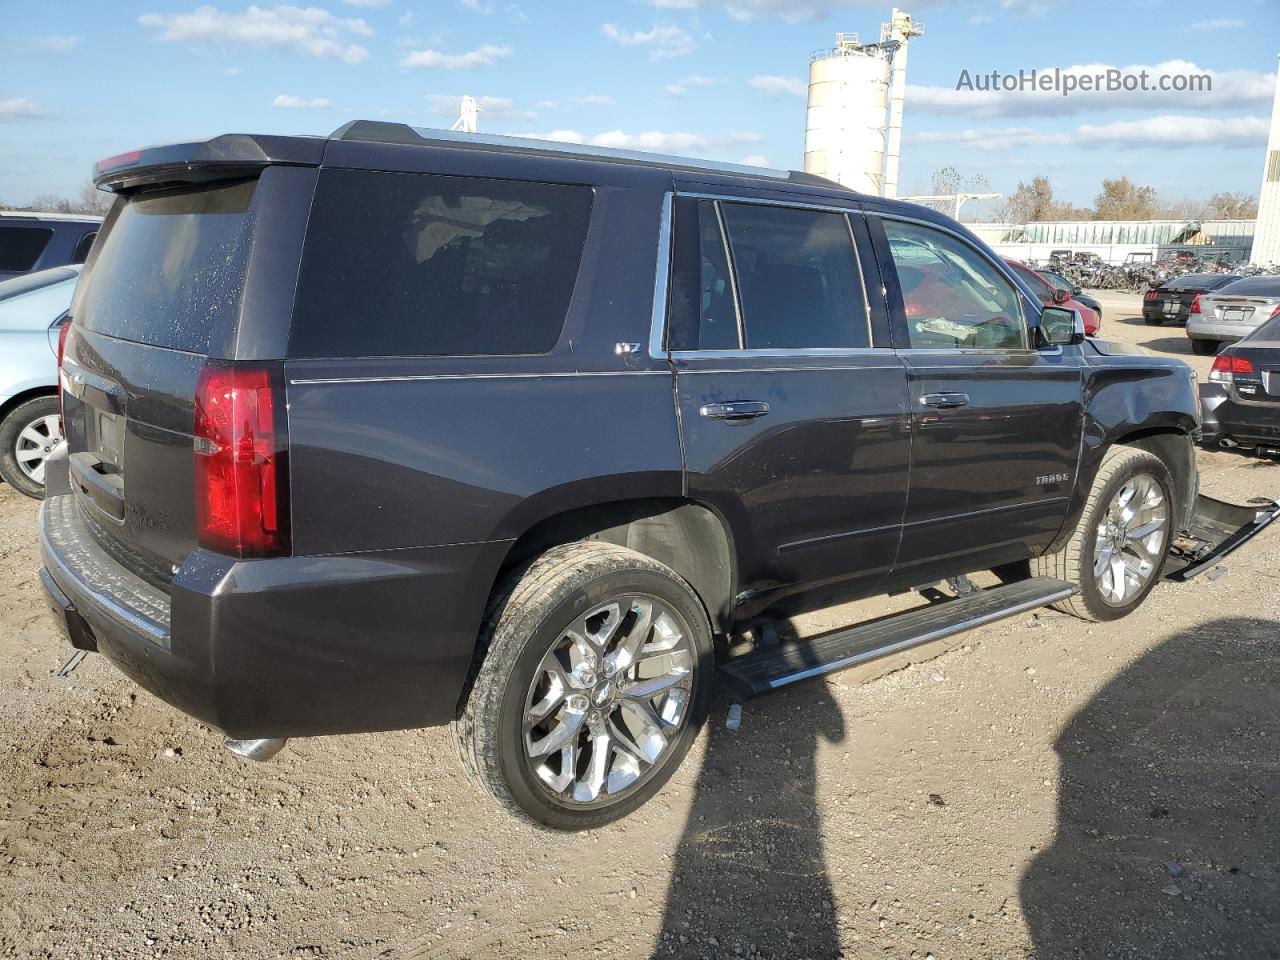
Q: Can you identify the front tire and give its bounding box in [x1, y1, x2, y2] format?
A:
[451, 542, 714, 830]
[1033, 446, 1174, 622]
[0, 395, 62, 499]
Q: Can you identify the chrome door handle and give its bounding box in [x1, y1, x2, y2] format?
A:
[920, 392, 969, 409]
[699, 401, 771, 421]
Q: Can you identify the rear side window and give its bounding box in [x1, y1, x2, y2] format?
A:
[289, 170, 593, 358]
[721, 203, 869, 350]
[70, 230, 97, 264]
[0, 226, 53, 272]
[667, 199, 739, 351]
[77, 179, 257, 353]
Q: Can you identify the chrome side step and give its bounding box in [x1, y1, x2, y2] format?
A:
[718, 576, 1075, 699]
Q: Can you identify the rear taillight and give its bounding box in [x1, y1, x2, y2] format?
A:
[1190, 294, 1202, 315]
[1209, 353, 1255, 382]
[1270, 304, 1280, 320]
[1144, 289, 1158, 300]
[57, 320, 72, 418]
[193, 364, 289, 558]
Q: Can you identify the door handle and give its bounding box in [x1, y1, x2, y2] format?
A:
[699, 401, 771, 421]
[920, 392, 970, 409]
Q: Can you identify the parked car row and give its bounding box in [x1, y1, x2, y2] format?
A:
[0, 211, 100, 282]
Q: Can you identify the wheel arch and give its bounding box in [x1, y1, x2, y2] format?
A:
[0, 385, 58, 427]
[493, 496, 737, 637]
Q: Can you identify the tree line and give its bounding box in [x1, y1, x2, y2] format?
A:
[1, 182, 113, 217]
[995, 174, 1258, 224]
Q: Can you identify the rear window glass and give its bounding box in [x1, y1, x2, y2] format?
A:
[289, 170, 593, 358]
[77, 179, 256, 353]
[1216, 277, 1280, 297]
[0, 225, 53, 272]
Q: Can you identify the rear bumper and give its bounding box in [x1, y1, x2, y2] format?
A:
[1186, 318, 1253, 342]
[1165, 494, 1280, 582]
[1198, 383, 1280, 447]
[40, 493, 504, 738]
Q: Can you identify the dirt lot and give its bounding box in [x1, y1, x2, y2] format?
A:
[2, 293, 1278, 959]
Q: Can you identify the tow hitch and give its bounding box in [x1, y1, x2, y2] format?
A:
[1164, 495, 1280, 582]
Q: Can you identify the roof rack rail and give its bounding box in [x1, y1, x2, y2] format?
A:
[329, 120, 843, 190]
[0, 210, 104, 222]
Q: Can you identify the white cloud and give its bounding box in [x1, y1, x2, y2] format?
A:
[342, 0, 388, 6]
[0, 96, 42, 120]
[908, 114, 1269, 151]
[461, 0, 493, 11]
[665, 73, 719, 95]
[400, 43, 512, 68]
[967, 13, 992, 24]
[425, 93, 536, 118]
[601, 23, 693, 61]
[29, 35, 81, 53]
[568, 94, 614, 106]
[1185, 17, 1245, 30]
[138, 5, 372, 64]
[272, 93, 333, 108]
[741, 154, 770, 166]
[750, 73, 805, 97]
[909, 61, 1276, 118]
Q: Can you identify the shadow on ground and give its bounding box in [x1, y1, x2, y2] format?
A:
[654, 682, 846, 958]
[1022, 616, 1280, 958]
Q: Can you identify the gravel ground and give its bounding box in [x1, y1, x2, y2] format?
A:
[2, 293, 1278, 959]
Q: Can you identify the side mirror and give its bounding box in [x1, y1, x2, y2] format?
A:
[1052, 287, 1070, 305]
[1039, 306, 1086, 347]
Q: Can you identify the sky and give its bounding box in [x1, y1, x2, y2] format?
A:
[2, 0, 1278, 210]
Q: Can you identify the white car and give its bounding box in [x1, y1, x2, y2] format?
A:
[0, 265, 81, 497]
[1186, 276, 1280, 355]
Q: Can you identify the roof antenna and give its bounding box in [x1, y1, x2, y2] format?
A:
[450, 95, 479, 134]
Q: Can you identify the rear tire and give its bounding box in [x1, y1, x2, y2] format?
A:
[1032, 446, 1174, 622]
[1191, 338, 1218, 355]
[1143, 316, 1163, 326]
[451, 542, 714, 830]
[0, 395, 61, 500]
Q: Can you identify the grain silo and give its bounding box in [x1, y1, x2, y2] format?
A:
[803, 10, 924, 198]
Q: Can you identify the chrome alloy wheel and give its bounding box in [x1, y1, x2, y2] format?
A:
[522, 596, 695, 806]
[1092, 472, 1169, 606]
[14, 413, 63, 485]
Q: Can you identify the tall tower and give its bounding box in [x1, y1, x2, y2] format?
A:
[1250, 56, 1280, 266]
[880, 8, 924, 199]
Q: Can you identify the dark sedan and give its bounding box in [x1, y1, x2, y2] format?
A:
[1199, 309, 1280, 454]
[1143, 272, 1238, 326]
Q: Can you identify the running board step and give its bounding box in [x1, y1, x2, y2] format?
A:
[719, 576, 1075, 699]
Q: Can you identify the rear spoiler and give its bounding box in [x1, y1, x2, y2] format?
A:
[1165, 495, 1280, 581]
[93, 134, 325, 193]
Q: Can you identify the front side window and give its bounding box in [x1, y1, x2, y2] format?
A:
[883, 219, 1027, 351]
[290, 170, 593, 358]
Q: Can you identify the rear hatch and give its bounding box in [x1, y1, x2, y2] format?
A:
[62, 139, 320, 588]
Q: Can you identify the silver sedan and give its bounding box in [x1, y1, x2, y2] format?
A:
[1186, 276, 1280, 355]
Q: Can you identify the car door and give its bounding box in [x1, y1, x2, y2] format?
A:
[867, 213, 1084, 582]
[661, 191, 911, 615]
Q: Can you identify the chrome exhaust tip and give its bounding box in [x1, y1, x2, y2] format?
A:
[1219, 438, 1239, 448]
[224, 737, 288, 761]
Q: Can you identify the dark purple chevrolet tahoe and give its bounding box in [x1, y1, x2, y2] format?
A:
[38, 122, 1278, 829]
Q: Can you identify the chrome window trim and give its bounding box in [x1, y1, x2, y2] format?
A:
[290, 370, 671, 385]
[648, 191, 674, 360]
[652, 190, 881, 361]
[875, 210, 1041, 350]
